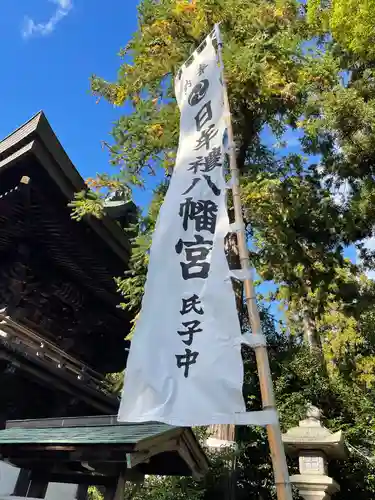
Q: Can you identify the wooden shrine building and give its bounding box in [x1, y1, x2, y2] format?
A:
[0, 415, 208, 499]
[0, 112, 209, 498]
[0, 111, 136, 421]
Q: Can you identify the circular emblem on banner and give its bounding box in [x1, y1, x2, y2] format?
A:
[188, 79, 209, 106]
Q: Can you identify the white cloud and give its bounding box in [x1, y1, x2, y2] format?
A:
[22, 0, 73, 38]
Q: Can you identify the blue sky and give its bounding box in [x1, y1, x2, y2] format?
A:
[0, 0, 154, 206]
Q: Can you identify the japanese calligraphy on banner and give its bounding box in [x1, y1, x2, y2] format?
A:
[118, 32, 246, 426]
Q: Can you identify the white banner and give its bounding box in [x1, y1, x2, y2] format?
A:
[118, 32, 248, 426]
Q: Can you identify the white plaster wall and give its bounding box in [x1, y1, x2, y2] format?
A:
[45, 482, 77, 500]
[0, 497, 39, 500]
[0, 461, 20, 496]
[0, 461, 78, 500]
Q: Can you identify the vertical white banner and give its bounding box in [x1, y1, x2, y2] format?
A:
[118, 32, 247, 426]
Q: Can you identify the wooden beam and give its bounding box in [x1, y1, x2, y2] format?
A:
[0, 343, 116, 414]
[177, 433, 207, 480]
[126, 439, 178, 469]
[181, 429, 210, 474]
[1, 444, 133, 464]
[134, 428, 181, 453]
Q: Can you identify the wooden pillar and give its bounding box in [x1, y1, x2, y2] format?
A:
[104, 472, 126, 500]
[28, 466, 54, 499]
[13, 468, 31, 497]
[104, 485, 116, 500]
[27, 477, 48, 498]
[113, 472, 126, 500]
[76, 484, 88, 500]
[207, 425, 237, 500]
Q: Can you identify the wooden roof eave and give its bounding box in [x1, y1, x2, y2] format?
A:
[0, 112, 134, 265]
[30, 141, 132, 264]
[133, 427, 209, 480]
[0, 313, 119, 414]
[179, 429, 210, 480]
[1, 416, 210, 479]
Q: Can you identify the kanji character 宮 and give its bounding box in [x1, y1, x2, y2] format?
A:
[179, 198, 218, 233]
[197, 63, 208, 76]
[177, 320, 203, 346]
[182, 175, 221, 197]
[180, 294, 204, 315]
[188, 147, 222, 174]
[194, 124, 218, 150]
[194, 101, 213, 132]
[188, 79, 209, 106]
[175, 234, 213, 280]
[176, 348, 199, 378]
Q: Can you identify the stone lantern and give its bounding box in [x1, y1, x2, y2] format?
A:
[282, 405, 347, 500]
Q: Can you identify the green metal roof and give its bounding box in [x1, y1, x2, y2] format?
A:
[0, 422, 174, 445]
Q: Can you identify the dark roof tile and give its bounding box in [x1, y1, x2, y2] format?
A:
[0, 422, 173, 445]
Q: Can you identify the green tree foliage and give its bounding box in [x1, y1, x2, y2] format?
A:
[303, 0, 375, 262]
[85, 0, 375, 333]
[84, 0, 375, 362]
[116, 182, 168, 339]
[91, 311, 375, 499]
[78, 0, 375, 496]
[307, 0, 375, 59]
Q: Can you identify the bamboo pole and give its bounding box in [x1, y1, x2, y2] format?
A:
[214, 25, 293, 500]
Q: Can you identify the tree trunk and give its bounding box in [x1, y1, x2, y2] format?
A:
[302, 309, 321, 350]
[205, 218, 242, 500]
[209, 423, 235, 442]
[207, 229, 243, 450]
